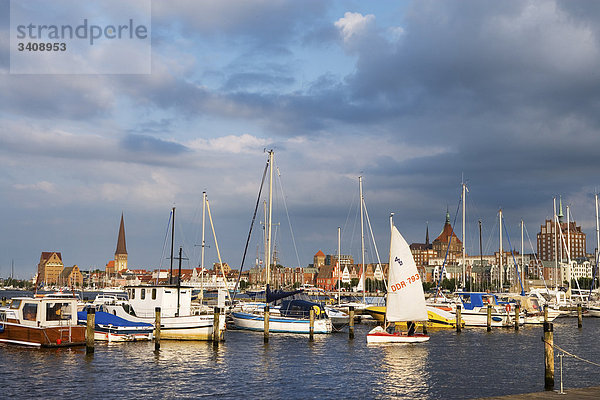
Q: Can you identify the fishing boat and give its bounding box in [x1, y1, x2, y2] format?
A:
[366, 215, 429, 344]
[0, 296, 85, 347]
[78, 308, 153, 342]
[103, 285, 225, 340]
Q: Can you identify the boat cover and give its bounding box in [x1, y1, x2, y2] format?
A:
[77, 311, 153, 328]
[266, 284, 304, 303]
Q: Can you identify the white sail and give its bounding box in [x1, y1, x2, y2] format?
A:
[386, 224, 428, 322]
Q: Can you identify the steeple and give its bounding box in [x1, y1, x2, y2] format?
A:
[425, 221, 430, 245]
[558, 196, 564, 223]
[445, 206, 450, 224]
[115, 213, 127, 255]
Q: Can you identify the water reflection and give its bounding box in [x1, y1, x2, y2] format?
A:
[378, 343, 430, 398]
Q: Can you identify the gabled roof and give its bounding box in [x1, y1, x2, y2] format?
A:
[314, 250, 325, 257]
[40, 252, 62, 262]
[316, 265, 334, 279]
[434, 221, 462, 246]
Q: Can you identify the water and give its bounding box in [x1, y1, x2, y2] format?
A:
[1, 290, 599, 399]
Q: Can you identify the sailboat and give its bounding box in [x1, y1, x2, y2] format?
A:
[230, 150, 332, 334]
[367, 214, 429, 344]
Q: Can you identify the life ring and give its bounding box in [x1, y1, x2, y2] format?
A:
[505, 304, 511, 313]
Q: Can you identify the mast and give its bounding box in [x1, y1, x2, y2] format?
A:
[499, 209, 503, 292]
[359, 176, 365, 302]
[553, 198, 558, 289]
[177, 246, 182, 316]
[521, 219, 524, 292]
[266, 150, 274, 288]
[263, 200, 267, 285]
[478, 220, 483, 291]
[200, 191, 206, 303]
[170, 207, 175, 285]
[596, 193, 600, 289]
[384, 212, 394, 327]
[462, 182, 466, 289]
[338, 226, 341, 306]
[567, 205, 571, 292]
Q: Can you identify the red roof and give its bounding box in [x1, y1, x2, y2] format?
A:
[315, 250, 325, 257]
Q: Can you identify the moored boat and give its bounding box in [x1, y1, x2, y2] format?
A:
[0, 296, 85, 347]
[78, 308, 153, 342]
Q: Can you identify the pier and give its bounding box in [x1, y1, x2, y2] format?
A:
[481, 385, 600, 399]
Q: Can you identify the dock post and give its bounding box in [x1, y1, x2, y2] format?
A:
[515, 304, 520, 331]
[154, 307, 161, 351]
[348, 306, 355, 340]
[422, 320, 428, 335]
[456, 305, 462, 333]
[577, 303, 583, 328]
[487, 304, 492, 332]
[544, 305, 548, 323]
[543, 322, 554, 390]
[1, 297, 5, 307]
[264, 305, 270, 344]
[213, 306, 221, 345]
[309, 308, 315, 342]
[86, 307, 95, 355]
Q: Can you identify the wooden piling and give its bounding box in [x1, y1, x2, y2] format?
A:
[309, 308, 315, 341]
[348, 306, 355, 340]
[1, 297, 6, 307]
[456, 305, 462, 333]
[544, 322, 554, 390]
[487, 304, 492, 332]
[577, 303, 583, 328]
[264, 305, 270, 343]
[422, 320, 428, 335]
[154, 307, 161, 351]
[515, 304, 520, 331]
[86, 307, 95, 354]
[213, 307, 221, 345]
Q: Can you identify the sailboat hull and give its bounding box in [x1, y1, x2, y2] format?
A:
[231, 311, 332, 334]
[366, 326, 429, 344]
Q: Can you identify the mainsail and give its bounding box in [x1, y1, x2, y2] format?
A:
[385, 223, 428, 322]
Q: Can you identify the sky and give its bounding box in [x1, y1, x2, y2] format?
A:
[2, 0, 600, 279]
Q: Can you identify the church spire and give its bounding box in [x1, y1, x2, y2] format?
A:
[445, 206, 450, 224]
[115, 213, 127, 255]
[425, 221, 430, 245]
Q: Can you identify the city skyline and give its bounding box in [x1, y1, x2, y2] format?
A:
[2, 1, 600, 278]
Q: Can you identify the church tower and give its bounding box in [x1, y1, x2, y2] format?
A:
[115, 213, 128, 272]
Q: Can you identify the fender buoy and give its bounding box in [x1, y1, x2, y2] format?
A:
[505, 304, 511, 313]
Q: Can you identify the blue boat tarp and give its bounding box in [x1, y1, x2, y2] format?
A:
[77, 311, 153, 328]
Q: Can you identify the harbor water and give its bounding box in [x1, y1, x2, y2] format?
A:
[1, 299, 600, 400]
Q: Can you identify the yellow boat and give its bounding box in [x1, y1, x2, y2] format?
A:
[364, 305, 464, 329]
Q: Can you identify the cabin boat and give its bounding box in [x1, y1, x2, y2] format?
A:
[103, 285, 225, 341]
[78, 308, 153, 342]
[0, 296, 85, 347]
[453, 292, 523, 327]
[231, 299, 332, 334]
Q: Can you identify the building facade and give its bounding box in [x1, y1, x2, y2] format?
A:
[37, 252, 64, 286]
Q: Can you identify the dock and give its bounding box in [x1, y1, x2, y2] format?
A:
[481, 385, 600, 399]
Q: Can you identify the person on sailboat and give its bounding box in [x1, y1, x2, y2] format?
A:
[407, 321, 416, 336]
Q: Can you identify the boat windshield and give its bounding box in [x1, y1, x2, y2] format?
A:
[9, 299, 21, 309]
[45, 302, 74, 321]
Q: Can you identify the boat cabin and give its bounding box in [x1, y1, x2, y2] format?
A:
[458, 292, 499, 311]
[2, 296, 79, 327]
[125, 285, 193, 318]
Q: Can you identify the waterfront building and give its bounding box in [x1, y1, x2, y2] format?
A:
[114, 213, 128, 273]
[313, 250, 326, 267]
[58, 265, 84, 288]
[431, 210, 463, 264]
[37, 251, 64, 286]
[537, 218, 586, 262]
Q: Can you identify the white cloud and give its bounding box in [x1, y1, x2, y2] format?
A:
[334, 12, 376, 43]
